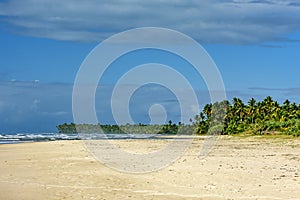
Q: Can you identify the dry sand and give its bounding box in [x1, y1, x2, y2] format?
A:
[1, 136, 300, 200]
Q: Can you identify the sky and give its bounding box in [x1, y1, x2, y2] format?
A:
[0, 0, 300, 133]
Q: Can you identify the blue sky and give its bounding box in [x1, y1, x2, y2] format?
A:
[0, 0, 300, 133]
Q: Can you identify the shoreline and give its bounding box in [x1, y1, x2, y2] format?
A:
[1, 132, 299, 145]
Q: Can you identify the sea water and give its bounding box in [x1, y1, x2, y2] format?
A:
[0, 133, 160, 144]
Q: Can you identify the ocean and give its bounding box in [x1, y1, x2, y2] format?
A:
[0, 133, 161, 144]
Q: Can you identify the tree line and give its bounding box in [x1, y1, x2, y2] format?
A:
[57, 96, 300, 136]
[57, 120, 194, 135]
[193, 96, 300, 136]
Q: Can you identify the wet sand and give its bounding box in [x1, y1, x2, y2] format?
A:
[1, 136, 300, 200]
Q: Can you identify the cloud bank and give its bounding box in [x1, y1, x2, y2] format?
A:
[1, 80, 300, 133]
[0, 81, 73, 133]
[0, 0, 300, 44]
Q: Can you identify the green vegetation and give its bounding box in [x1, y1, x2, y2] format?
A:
[57, 97, 300, 137]
[194, 96, 300, 137]
[56, 120, 194, 135]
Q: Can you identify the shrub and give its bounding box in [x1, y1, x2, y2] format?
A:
[207, 125, 224, 135]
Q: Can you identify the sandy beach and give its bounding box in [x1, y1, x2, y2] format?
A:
[1, 136, 300, 200]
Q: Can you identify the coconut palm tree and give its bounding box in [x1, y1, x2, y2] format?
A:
[247, 98, 257, 124]
[232, 97, 245, 122]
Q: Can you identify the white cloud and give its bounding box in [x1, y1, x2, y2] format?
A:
[30, 99, 40, 111]
[0, 0, 300, 44]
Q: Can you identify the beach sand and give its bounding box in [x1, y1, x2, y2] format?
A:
[1, 136, 300, 200]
